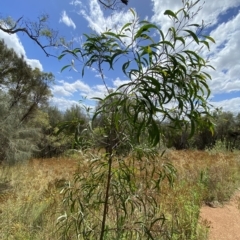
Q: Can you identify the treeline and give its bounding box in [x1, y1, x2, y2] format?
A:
[1, 40, 240, 164]
[162, 111, 240, 151]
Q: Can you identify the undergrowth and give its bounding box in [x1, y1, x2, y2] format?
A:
[0, 150, 239, 239]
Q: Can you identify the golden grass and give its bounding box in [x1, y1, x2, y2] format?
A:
[0, 150, 239, 239]
[0, 157, 80, 240]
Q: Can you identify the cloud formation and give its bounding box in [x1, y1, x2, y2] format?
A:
[0, 30, 43, 70]
[76, 0, 134, 34]
[52, 78, 108, 99]
[72, 0, 240, 113]
[59, 10, 76, 29]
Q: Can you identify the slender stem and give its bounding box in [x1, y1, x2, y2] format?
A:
[99, 151, 113, 240]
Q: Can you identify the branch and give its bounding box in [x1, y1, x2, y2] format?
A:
[0, 15, 64, 58]
[98, 0, 128, 9]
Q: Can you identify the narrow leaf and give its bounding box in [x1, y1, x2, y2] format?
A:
[164, 10, 178, 19]
[61, 65, 71, 72]
[203, 35, 216, 43]
[184, 30, 199, 44]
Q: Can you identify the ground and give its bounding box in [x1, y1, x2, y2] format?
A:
[200, 189, 240, 240]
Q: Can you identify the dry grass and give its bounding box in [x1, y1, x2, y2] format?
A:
[0, 157, 80, 240]
[0, 150, 240, 239]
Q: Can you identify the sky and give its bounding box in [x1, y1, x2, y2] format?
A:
[1, 0, 240, 114]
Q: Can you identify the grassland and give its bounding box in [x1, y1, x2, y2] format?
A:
[0, 149, 240, 239]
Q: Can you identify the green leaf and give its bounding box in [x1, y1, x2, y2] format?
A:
[202, 35, 216, 43]
[122, 60, 130, 76]
[187, 24, 200, 27]
[58, 53, 66, 60]
[175, 36, 185, 46]
[120, 22, 132, 33]
[164, 10, 178, 20]
[129, 8, 136, 17]
[134, 24, 158, 41]
[60, 65, 71, 72]
[159, 40, 175, 49]
[200, 40, 210, 50]
[159, 30, 165, 41]
[109, 50, 125, 69]
[184, 30, 199, 44]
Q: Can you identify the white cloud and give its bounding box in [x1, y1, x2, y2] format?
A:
[151, 0, 240, 31]
[52, 79, 108, 100]
[204, 11, 240, 95]
[49, 96, 81, 111]
[70, 0, 82, 7]
[210, 97, 240, 114]
[67, 0, 240, 113]
[76, 0, 134, 34]
[113, 77, 130, 88]
[0, 30, 43, 70]
[50, 95, 96, 112]
[52, 79, 91, 96]
[150, 0, 240, 111]
[59, 10, 76, 29]
[51, 85, 73, 97]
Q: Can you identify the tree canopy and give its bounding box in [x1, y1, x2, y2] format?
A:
[0, 39, 54, 163]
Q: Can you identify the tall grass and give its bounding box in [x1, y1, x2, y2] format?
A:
[0, 150, 240, 239]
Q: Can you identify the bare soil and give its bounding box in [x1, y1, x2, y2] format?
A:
[200, 189, 240, 240]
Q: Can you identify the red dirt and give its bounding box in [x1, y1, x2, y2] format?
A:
[200, 190, 240, 240]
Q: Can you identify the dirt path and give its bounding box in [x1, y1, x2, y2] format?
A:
[200, 190, 240, 240]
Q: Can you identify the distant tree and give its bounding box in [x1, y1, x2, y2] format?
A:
[162, 122, 190, 150]
[63, 104, 86, 122]
[0, 91, 41, 164]
[46, 106, 64, 127]
[56, 104, 91, 150]
[35, 106, 70, 158]
[0, 40, 54, 163]
[192, 116, 216, 150]
[0, 40, 53, 123]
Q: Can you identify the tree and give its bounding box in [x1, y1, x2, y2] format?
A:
[0, 40, 53, 123]
[56, 104, 91, 151]
[59, 1, 215, 239]
[0, 40, 54, 163]
[0, 1, 128, 57]
[34, 106, 76, 158]
[0, 90, 42, 164]
[0, 14, 66, 57]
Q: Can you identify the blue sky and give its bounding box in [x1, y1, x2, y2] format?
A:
[1, 0, 240, 113]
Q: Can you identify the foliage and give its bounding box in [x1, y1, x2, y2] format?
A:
[35, 104, 91, 158]
[0, 40, 54, 164]
[60, 2, 215, 148]
[58, 1, 216, 239]
[0, 14, 66, 57]
[59, 154, 176, 239]
[1, 151, 240, 239]
[159, 110, 240, 151]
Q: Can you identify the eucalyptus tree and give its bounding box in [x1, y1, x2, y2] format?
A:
[58, 1, 215, 239]
[0, 40, 54, 163]
[0, 40, 54, 123]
